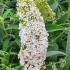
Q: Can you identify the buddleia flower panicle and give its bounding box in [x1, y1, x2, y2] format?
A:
[17, 0, 49, 70]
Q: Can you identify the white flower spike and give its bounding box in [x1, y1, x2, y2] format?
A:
[17, 0, 49, 70]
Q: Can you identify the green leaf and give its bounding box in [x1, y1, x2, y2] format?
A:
[51, 1, 59, 10]
[59, 23, 70, 26]
[0, 23, 4, 29]
[0, 50, 8, 56]
[0, 50, 10, 65]
[2, 53, 10, 65]
[11, 66, 20, 70]
[65, 28, 70, 70]
[0, 16, 4, 29]
[3, 9, 13, 18]
[68, 5, 70, 17]
[15, 38, 20, 47]
[46, 24, 64, 32]
[3, 38, 9, 51]
[47, 51, 66, 57]
[48, 42, 59, 61]
[6, 24, 18, 30]
[10, 52, 17, 55]
[0, 3, 4, 15]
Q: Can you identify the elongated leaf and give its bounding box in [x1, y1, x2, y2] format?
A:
[65, 29, 70, 70]
[48, 42, 59, 61]
[0, 50, 17, 56]
[46, 24, 64, 32]
[59, 23, 70, 26]
[0, 3, 4, 15]
[47, 51, 66, 57]
[68, 5, 70, 17]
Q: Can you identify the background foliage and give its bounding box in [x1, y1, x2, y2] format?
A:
[0, 0, 70, 70]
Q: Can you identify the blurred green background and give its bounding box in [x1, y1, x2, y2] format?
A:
[0, 0, 70, 70]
